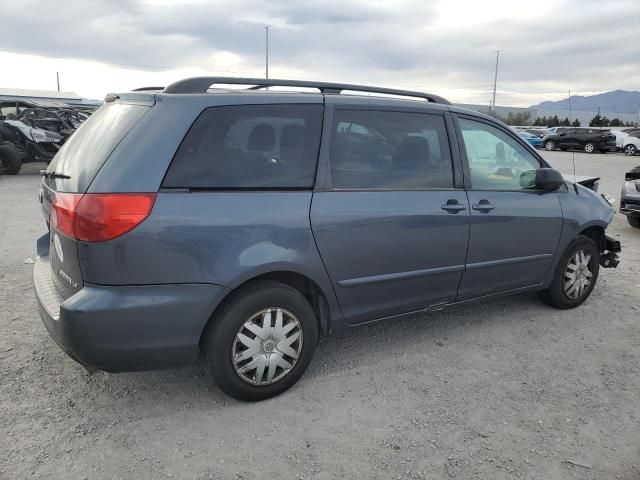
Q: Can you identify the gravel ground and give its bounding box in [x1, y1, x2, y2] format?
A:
[1, 153, 639, 480]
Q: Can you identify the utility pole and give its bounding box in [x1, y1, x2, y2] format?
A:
[265, 25, 270, 80]
[56, 72, 60, 92]
[491, 50, 501, 111]
[568, 89, 572, 125]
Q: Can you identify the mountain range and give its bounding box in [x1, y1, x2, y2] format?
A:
[531, 90, 640, 114]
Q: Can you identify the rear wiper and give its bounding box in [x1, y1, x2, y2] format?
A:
[40, 170, 70, 179]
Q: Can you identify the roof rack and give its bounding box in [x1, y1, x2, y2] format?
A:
[163, 77, 450, 105]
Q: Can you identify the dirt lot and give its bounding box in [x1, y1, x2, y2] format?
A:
[1, 152, 639, 480]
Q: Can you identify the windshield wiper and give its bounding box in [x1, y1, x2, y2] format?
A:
[40, 170, 71, 179]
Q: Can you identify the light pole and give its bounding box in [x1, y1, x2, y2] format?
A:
[491, 50, 501, 111]
[265, 25, 270, 80]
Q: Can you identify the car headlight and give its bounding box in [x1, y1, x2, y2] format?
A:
[601, 194, 615, 206]
[622, 180, 640, 196]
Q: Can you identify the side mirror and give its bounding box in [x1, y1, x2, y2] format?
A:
[535, 168, 564, 191]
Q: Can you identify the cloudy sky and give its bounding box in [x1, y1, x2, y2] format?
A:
[0, 0, 638, 106]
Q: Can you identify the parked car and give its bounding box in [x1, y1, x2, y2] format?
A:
[620, 166, 640, 228]
[33, 77, 621, 401]
[518, 131, 543, 148]
[621, 135, 640, 156]
[543, 128, 616, 153]
[523, 129, 547, 138]
[545, 127, 571, 135]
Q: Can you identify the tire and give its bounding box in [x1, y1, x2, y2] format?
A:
[538, 235, 600, 309]
[544, 140, 555, 151]
[624, 144, 637, 156]
[203, 280, 318, 401]
[0, 142, 23, 175]
[584, 142, 596, 153]
[627, 216, 640, 228]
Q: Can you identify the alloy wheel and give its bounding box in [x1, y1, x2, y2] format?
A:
[625, 145, 637, 156]
[545, 141, 555, 151]
[584, 142, 595, 153]
[231, 307, 303, 386]
[563, 250, 593, 300]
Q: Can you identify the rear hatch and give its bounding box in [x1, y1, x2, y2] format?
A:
[39, 99, 152, 300]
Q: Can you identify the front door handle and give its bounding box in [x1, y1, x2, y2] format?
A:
[472, 201, 495, 212]
[441, 201, 467, 213]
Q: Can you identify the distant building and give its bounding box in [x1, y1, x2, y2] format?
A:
[0, 88, 101, 106]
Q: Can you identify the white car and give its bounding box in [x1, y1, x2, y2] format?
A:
[611, 130, 630, 149]
[622, 135, 640, 156]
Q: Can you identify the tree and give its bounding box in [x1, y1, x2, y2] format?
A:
[549, 115, 560, 127]
[589, 114, 602, 127]
[609, 118, 622, 127]
[571, 118, 581, 127]
[560, 117, 571, 126]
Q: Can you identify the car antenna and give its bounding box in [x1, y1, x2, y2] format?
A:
[568, 89, 579, 194]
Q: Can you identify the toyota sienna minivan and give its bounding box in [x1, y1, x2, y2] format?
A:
[34, 77, 620, 401]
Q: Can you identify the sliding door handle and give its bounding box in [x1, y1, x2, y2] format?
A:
[441, 202, 467, 213]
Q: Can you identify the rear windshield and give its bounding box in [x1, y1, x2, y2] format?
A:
[47, 103, 149, 192]
[163, 104, 323, 189]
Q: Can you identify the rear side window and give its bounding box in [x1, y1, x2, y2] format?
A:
[329, 110, 453, 190]
[163, 104, 323, 189]
[48, 103, 149, 193]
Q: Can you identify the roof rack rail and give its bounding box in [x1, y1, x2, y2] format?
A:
[163, 77, 450, 105]
[132, 86, 165, 92]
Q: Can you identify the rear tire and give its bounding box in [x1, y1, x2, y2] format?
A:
[538, 235, 600, 309]
[584, 142, 596, 153]
[627, 216, 640, 228]
[203, 280, 318, 401]
[0, 142, 23, 175]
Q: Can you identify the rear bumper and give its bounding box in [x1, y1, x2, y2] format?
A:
[33, 254, 230, 372]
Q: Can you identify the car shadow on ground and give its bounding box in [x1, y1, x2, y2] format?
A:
[48, 291, 544, 407]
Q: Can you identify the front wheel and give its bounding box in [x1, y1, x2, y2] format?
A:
[584, 142, 596, 153]
[0, 142, 23, 175]
[628, 216, 640, 228]
[538, 235, 600, 309]
[624, 144, 637, 156]
[203, 280, 318, 401]
[544, 140, 555, 151]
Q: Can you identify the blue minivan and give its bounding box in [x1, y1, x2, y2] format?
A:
[34, 78, 620, 401]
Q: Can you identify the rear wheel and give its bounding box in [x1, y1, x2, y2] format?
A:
[538, 235, 600, 309]
[0, 142, 23, 175]
[627, 216, 640, 228]
[203, 280, 318, 401]
[584, 142, 596, 153]
[544, 140, 555, 151]
[624, 144, 637, 156]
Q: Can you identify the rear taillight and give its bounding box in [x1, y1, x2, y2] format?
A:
[51, 193, 156, 242]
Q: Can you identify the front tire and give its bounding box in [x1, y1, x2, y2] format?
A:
[538, 235, 600, 309]
[584, 142, 596, 153]
[544, 140, 555, 151]
[0, 142, 23, 175]
[624, 144, 637, 156]
[203, 280, 318, 401]
[627, 216, 640, 228]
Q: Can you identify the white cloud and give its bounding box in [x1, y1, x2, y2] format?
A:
[1, 0, 638, 106]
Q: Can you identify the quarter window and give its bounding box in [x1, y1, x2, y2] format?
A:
[459, 118, 541, 190]
[163, 104, 323, 189]
[329, 110, 454, 189]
